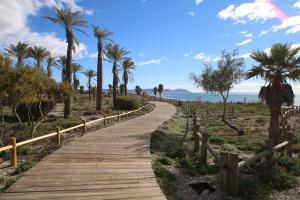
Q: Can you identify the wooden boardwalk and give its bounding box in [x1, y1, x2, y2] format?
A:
[1, 101, 176, 200]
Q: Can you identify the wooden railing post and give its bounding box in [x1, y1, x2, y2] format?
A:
[286, 131, 293, 157]
[10, 137, 17, 167]
[83, 120, 87, 134]
[193, 115, 199, 153]
[118, 112, 121, 122]
[265, 139, 273, 170]
[56, 126, 61, 146]
[200, 132, 208, 164]
[219, 152, 229, 193]
[228, 153, 239, 197]
[104, 115, 107, 125]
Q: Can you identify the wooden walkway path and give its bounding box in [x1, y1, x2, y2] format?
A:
[1, 101, 176, 200]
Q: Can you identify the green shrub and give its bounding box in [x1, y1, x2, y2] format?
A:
[259, 166, 298, 190]
[115, 96, 138, 110]
[275, 156, 300, 176]
[13, 161, 35, 175]
[16, 101, 55, 121]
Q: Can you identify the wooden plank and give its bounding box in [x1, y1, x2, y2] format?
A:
[0, 102, 175, 200]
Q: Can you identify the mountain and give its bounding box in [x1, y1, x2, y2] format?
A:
[128, 88, 191, 94]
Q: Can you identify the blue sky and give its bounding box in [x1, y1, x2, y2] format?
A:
[1, 0, 300, 93]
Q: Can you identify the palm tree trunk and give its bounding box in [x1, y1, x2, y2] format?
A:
[88, 78, 91, 100]
[96, 40, 103, 110]
[64, 31, 73, 118]
[17, 57, 22, 67]
[113, 62, 118, 107]
[125, 81, 128, 96]
[37, 59, 41, 70]
[270, 105, 281, 145]
[47, 64, 51, 77]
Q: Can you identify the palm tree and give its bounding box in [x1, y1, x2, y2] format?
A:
[108, 84, 113, 97]
[57, 56, 67, 82]
[72, 63, 84, 91]
[4, 42, 30, 67]
[92, 25, 113, 110]
[119, 84, 125, 96]
[83, 70, 96, 100]
[46, 54, 57, 78]
[135, 85, 142, 96]
[28, 46, 49, 70]
[158, 84, 164, 101]
[105, 43, 129, 107]
[122, 59, 135, 96]
[153, 87, 158, 97]
[44, 8, 87, 118]
[247, 43, 300, 145]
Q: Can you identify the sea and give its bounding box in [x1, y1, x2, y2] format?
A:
[147, 91, 300, 106]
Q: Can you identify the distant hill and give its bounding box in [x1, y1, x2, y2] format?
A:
[128, 88, 191, 94]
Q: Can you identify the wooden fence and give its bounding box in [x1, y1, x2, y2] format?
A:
[191, 106, 300, 197]
[0, 104, 149, 167]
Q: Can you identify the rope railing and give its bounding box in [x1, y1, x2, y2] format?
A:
[0, 104, 149, 167]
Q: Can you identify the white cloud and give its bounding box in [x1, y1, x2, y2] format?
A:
[237, 39, 252, 46]
[271, 16, 300, 34]
[0, 0, 90, 58]
[240, 53, 251, 59]
[189, 11, 195, 16]
[137, 57, 166, 66]
[217, 1, 276, 24]
[195, 0, 203, 6]
[88, 52, 98, 59]
[294, 1, 300, 9]
[193, 52, 211, 62]
[259, 29, 271, 37]
[139, 52, 146, 57]
[184, 50, 194, 57]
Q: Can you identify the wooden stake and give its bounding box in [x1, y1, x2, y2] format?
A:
[200, 132, 208, 164]
[56, 126, 61, 146]
[10, 137, 17, 167]
[104, 115, 107, 125]
[118, 112, 121, 122]
[286, 131, 293, 157]
[265, 139, 273, 170]
[228, 153, 239, 196]
[219, 152, 229, 192]
[83, 120, 87, 134]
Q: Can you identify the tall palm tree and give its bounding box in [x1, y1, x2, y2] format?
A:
[158, 84, 164, 101]
[57, 56, 67, 82]
[135, 85, 142, 96]
[108, 84, 113, 97]
[153, 87, 158, 97]
[72, 63, 84, 91]
[83, 70, 96, 100]
[28, 46, 49, 70]
[46, 54, 57, 78]
[92, 25, 113, 110]
[247, 43, 300, 145]
[122, 59, 135, 96]
[4, 42, 30, 67]
[105, 43, 129, 107]
[44, 8, 87, 118]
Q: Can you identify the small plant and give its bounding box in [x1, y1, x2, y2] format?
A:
[153, 161, 177, 198]
[115, 96, 138, 110]
[275, 155, 300, 176]
[13, 161, 35, 175]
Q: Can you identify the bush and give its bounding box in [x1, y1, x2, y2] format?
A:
[16, 101, 55, 121]
[275, 156, 300, 176]
[115, 96, 138, 110]
[13, 161, 35, 175]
